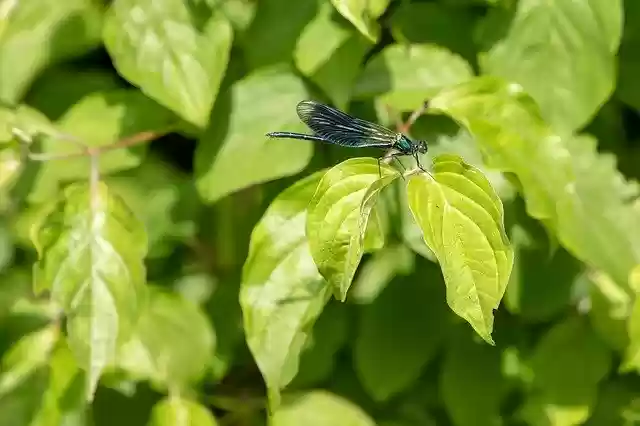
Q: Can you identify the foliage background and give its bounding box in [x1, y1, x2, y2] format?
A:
[1, 0, 640, 425]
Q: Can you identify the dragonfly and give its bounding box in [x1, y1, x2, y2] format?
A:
[266, 100, 428, 176]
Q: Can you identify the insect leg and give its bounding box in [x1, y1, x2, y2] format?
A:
[378, 151, 397, 178]
[414, 153, 428, 173]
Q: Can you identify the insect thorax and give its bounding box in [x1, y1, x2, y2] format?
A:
[394, 134, 413, 154]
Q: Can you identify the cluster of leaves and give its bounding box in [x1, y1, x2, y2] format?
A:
[1, 0, 640, 425]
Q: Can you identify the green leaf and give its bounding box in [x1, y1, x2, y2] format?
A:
[618, 0, 640, 110]
[149, 397, 218, 426]
[242, 0, 317, 70]
[31, 182, 148, 400]
[518, 317, 612, 426]
[26, 67, 123, 120]
[0, 104, 62, 143]
[195, 69, 312, 204]
[116, 287, 215, 390]
[271, 391, 376, 426]
[330, 0, 381, 43]
[306, 158, 400, 301]
[389, 3, 477, 64]
[294, 2, 371, 109]
[622, 296, 640, 373]
[0, 324, 60, 397]
[31, 90, 177, 201]
[429, 77, 640, 292]
[354, 44, 474, 111]
[350, 243, 414, 304]
[240, 172, 330, 408]
[479, 0, 623, 133]
[291, 301, 348, 388]
[0, 368, 49, 426]
[504, 210, 582, 322]
[103, 0, 233, 127]
[586, 379, 640, 426]
[0, 0, 102, 104]
[440, 328, 507, 426]
[354, 265, 450, 402]
[31, 341, 88, 426]
[407, 154, 513, 344]
[0, 142, 22, 196]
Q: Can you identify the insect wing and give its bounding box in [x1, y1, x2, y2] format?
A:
[296, 100, 398, 148]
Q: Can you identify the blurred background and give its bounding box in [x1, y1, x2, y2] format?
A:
[1, 0, 640, 425]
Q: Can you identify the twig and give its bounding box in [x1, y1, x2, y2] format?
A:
[27, 128, 174, 162]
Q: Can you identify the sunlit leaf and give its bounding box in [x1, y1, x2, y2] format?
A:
[441, 328, 507, 426]
[519, 317, 612, 426]
[149, 396, 218, 426]
[0, 142, 22, 195]
[116, 288, 215, 390]
[330, 0, 381, 43]
[354, 265, 450, 402]
[407, 154, 513, 344]
[429, 77, 640, 292]
[240, 172, 329, 408]
[271, 391, 376, 426]
[29, 89, 178, 203]
[103, 0, 233, 127]
[0, 324, 59, 397]
[479, 0, 622, 133]
[307, 158, 400, 301]
[31, 182, 148, 400]
[195, 69, 312, 204]
[354, 44, 473, 111]
[0, 0, 102, 104]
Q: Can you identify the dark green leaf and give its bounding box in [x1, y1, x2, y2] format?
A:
[354, 265, 450, 402]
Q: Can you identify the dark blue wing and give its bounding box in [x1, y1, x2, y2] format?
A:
[296, 100, 398, 148]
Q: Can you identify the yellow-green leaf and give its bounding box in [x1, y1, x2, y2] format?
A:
[407, 154, 513, 343]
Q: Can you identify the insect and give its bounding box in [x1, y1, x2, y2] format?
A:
[266, 100, 428, 175]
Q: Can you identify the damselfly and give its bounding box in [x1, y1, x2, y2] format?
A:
[266, 100, 428, 175]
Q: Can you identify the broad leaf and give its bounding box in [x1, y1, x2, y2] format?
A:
[31, 182, 148, 400]
[149, 397, 218, 426]
[240, 172, 329, 408]
[116, 288, 215, 390]
[29, 89, 177, 203]
[306, 158, 400, 301]
[429, 77, 640, 292]
[195, 69, 312, 204]
[354, 44, 473, 111]
[354, 265, 450, 402]
[389, 3, 477, 63]
[440, 328, 507, 426]
[103, 0, 233, 127]
[0, 0, 102, 104]
[292, 301, 348, 388]
[294, 2, 371, 109]
[0, 324, 59, 397]
[329, 0, 382, 43]
[271, 391, 376, 426]
[407, 154, 513, 344]
[622, 280, 640, 373]
[479, 0, 622, 133]
[617, 0, 640, 110]
[519, 317, 612, 426]
[242, 0, 317, 70]
[350, 244, 414, 304]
